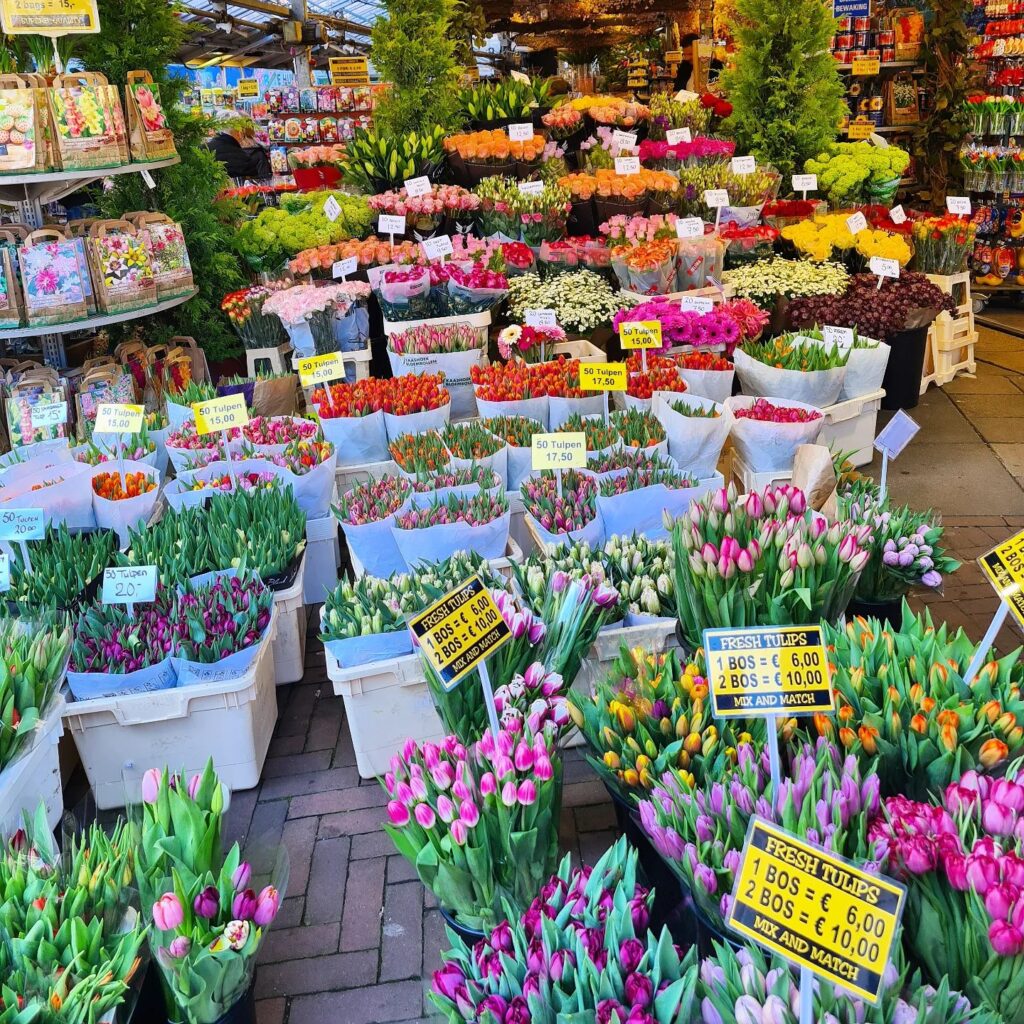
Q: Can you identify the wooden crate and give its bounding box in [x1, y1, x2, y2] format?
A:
[921, 272, 977, 393]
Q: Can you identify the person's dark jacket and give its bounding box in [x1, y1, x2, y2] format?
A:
[206, 132, 271, 180]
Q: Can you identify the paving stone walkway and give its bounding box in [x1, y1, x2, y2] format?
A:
[236, 338, 1024, 1024]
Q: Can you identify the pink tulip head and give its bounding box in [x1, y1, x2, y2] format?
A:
[700, 542, 718, 565]
[518, 780, 538, 806]
[501, 780, 518, 807]
[534, 755, 554, 781]
[514, 741, 535, 772]
[187, 774, 201, 800]
[141, 769, 161, 804]
[414, 802, 437, 829]
[985, 882, 1020, 921]
[152, 893, 185, 932]
[479, 771, 497, 797]
[193, 885, 219, 919]
[459, 800, 480, 827]
[712, 487, 729, 514]
[232, 889, 257, 921]
[168, 936, 191, 959]
[436, 794, 456, 823]
[232, 862, 252, 890]
[253, 885, 280, 926]
[736, 549, 754, 573]
[989, 919, 1024, 956]
[450, 818, 468, 845]
[387, 800, 411, 826]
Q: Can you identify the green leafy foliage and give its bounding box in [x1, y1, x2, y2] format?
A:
[370, 0, 462, 137]
[719, 0, 845, 179]
[341, 125, 446, 194]
[77, 0, 245, 361]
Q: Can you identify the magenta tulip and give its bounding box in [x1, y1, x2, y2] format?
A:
[168, 936, 191, 958]
[232, 862, 252, 890]
[193, 885, 219, 918]
[450, 819, 468, 845]
[387, 800, 411, 826]
[232, 889, 257, 920]
[990, 919, 1024, 956]
[517, 780, 537, 806]
[414, 802, 436, 829]
[152, 893, 184, 932]
[254, 885, 280, 926]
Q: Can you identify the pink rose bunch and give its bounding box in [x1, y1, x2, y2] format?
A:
[733, 398, 821, 423]
[599, 212, 680, 246]
[260, 283, 354, 325]
[368, 184, 479, 217]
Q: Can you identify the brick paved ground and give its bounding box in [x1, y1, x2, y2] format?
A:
[236, 344, 1024, 1024]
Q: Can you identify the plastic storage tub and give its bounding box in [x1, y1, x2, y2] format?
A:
[326, 647, 445, 779]
[305, 512, 341, 604]
[62, 612, 278, 809]
[818, 388, 885, 467]
[272, 555, 308, 685]
[0, 696, 65, 836]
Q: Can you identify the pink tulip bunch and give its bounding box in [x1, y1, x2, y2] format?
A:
[227, 415, 317, 447]
[168, 423, 221, 453]
[334, 476, 411, 526]
[394, 491, 508, 530]
[870, 769, 1024, 1015]
[491, 661, 571, 738]
[733, 398, 822, 423]
[521, 470, 598, 535]
[389, 322, 483, 355]
[382, 728, 562, 931]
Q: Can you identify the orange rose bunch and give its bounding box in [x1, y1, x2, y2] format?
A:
[289, 237, 420, 275]
[444, 129, 546, 164]
[558, 169, 678, 201]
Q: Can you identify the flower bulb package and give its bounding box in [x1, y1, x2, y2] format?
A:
[126, 211, 193, 300]
[18, 229, 88, 326]
[47, 73, 123, 171]
[0, 75, 46, 174]
[125, 70, 176, 162]
[85, 220, 157, 314]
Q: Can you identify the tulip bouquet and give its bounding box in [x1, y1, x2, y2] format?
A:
[313, 373, 451, 420]
[220, 284, 290, 349]
[389, 323, 483, 356]
[0, 808, 146, 1023]
[168, 380, 217, 408]
[556, 412, 618, 453]
[117, 509, 211, 588]
[739, 337, 849, 372]
[837, 481, 959, 601]
[430, 837, 700, 1024]
[76, 434, 156, 466]
[135, 761, 286, 1024]
[912, 215, 977, 276]
[394, 492, 509, 531]
[598, 462, 695, 497]
[267, 438, 335, 477]
[229, 415, 317, 448]
[520, 469, 599, 539]
[388, 431, 450, 477]
[604, 533, 677, 620]
[695, 941, 996, 1024]
[626, 363, 690, 401]
[511, 542, 625, 625]
[671, 484, 871, 648]
[571, 646, 752, 802]
[384, 727, 562, 932]
[577, 448, 646, 478]
[0, 618, 71, 773]
[71, 588, 176, 678]
[677, 351, 733, 372]
[6, 522, 117, 610]
[639, 738, 880, 931]
[442, 421, 505, 462]
[733, 398, 822, 423]
[817, 609, 1024, 798]
[92, 470, 157, 501]
[611, 408, 666, 450]
[185, 471, 277, 495]
[411, 466, 500, 494]
[174, 574, 273, 667]
[334, 476, 411, 527]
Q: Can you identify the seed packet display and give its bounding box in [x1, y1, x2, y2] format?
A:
[0, 75, 45, 174]
[86, 220, 157, 314]
[125, 70, 177, 162]
[18, 229, 88, 326]
[47, 74, 121, 171]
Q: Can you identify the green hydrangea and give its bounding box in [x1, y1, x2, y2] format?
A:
[804, 143, 911, 205]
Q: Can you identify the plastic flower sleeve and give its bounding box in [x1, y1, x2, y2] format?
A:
[725, 395, 825, 471]
[655, 393, 731, 477]
[733, 346, 847, 407]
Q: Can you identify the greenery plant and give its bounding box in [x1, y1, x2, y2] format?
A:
[369, 0, 462, 137]
[79, 0, 246, 361]
[719, 0, 844, 180]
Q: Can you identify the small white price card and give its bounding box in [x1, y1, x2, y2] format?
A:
[615, 157, 640, 176]
[332, 256, 358, 279]
[508, 122, 534, 141]
[404, 175, 431, 197]
[525, 308, 558, 329]
[889, 205, 907, 225]
[822, 325, 855, 347]
[792, 173, 818, 192]
[869, 256, 900, 279]
[140, 169, 156, 189]
[193, 394, 249, 435]
[731, 155, 756, 175]
[681, 295, 714, 313]
[30, 401, 66, 430]
[0, 552, 9, 593]
[378, 213, 406, 236]
[613, 130, 638, 150]
[102, 566, 158, 606]
[0, 509, 44, 541]
[421, 235, 454, 261]
[518, 179, 545, 196]
[665, 127, 692, 145]
[298, 353, 346, 388]
[946, 196, 972, 215]
[704, 188, 729, 208]
[323, 195, 341, 223]
[676, 217, 705, 239]
[94, 403, 144, 434]
[874, 410, 920, 459]
[846, 211, 867, 235]
[532, 433, 586, 470]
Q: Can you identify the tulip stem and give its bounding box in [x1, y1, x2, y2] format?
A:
[479, 660, 500, 739]
[767, 714, 781, 796]
[799, 966, 813, 1024]
[963, 601, 1010, 686]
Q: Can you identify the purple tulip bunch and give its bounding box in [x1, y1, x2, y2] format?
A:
[382, 728, 562, 932]
[638, 738, 881, 931]
[335, 475, 412, 526]
[72, 588, 177, 674]
[695, 942, 989, 1024]
[430, 837, 701, 1024]
[521, 470, 598, 535]
[870, 768, 1024, 1019]
[174, 573, 273, 664]
[491, 661, 571, 738]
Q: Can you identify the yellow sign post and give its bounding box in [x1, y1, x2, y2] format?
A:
[409, 575, 512, 735]
[237, 79, 260, 99]
[192, 394, 249, 491]
[531, 432, 586, 471]
[94, 403, 144, 495]
[619, 321, 663, 350]
[847, 121, 874, 140]
[329, 56, 370, 86]
[728, 818, 905, 1005]
[297, 352, 346, 389]
[579, 362, 626, 423]
[969, 528, 1024, 682]
[0, 0, 99, 34]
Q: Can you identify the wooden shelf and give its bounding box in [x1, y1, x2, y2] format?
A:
[0, 290, 197, 341]
[835, 60, 924, 72]
[0, 156, 180, 206]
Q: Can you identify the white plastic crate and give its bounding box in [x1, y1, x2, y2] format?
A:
[551, 339, 605, 362]
[272, 555, 308, 685]
[326, 647, 444, 779]
[350, 536, 524, 581]
[335, 457, 398, 500]
[922, 272, 976, 392]
[0, 697, 64, 837]
[305, 512, 341, 604]
[62, 612, 278, 810]
[818, 388, 885, 467]
[506, 491, 535, 557]
[731, 452, 794, 494]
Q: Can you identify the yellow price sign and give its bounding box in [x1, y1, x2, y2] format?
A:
[193, 394, 249, 436]
[979, 528, 1024, 630]
[619, 321, 663, 350]
[409, 575, 512, 690]
[0, 0, 99, 34]
[579, 362, 627, 392]
[728, 818, 905, 1003]
[703, 625, 833, 717]
[329, 56, 369, 85]
[847, 121, 874, 140]
[298, 353, 346, 388]
[94, 403, 144, 434]
[531, 432, 586, 471]
[850, 57, 881, 75]
[237, 79, 260, 99]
